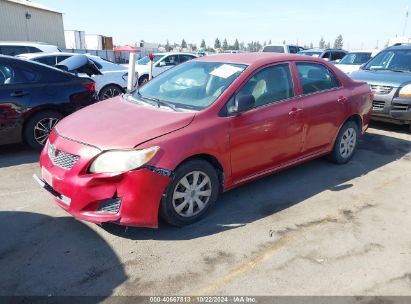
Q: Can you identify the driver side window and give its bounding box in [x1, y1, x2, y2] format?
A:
[236, 64, 294, 108]
[163, 55, 178, 66]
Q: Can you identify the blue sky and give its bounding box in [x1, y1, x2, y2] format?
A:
[39, 0, 411, 49]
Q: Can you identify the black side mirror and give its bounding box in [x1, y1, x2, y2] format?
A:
[229, 95, 255, 115]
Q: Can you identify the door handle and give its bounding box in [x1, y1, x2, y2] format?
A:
[337, 96, 347, 103]
[289, 108, 303, 116]
[10, 91, 29, 97]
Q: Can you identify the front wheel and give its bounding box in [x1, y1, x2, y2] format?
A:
[160, 159, 219, 226]
[328, 121, 359, 164]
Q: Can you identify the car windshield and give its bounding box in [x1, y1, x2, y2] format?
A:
[339, 52, 372, 65]
[137, 55, 163, 65]
[133, 61, 247, 110]
[363, 49, 411, 72]
[299, 51, 322, 57]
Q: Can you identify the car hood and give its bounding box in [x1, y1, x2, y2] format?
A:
[55, 96, 196, 150]
[350, 69, 411, 87]
[335, 64, 361, 74]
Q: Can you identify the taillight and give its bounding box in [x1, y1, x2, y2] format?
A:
[83, 82, 96, 92]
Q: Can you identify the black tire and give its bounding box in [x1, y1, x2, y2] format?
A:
[23, 110, 63, 150]
[99, 84, 123, 100]
[160, 159, 220, 227]
[138, 75, 149, 86]
[328, 120, 359, 164]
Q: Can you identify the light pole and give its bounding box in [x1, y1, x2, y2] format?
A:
[25, 12, 31, 41]
[403, 6, 409, 38]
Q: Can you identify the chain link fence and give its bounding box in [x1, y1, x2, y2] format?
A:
[61, 48, 159, 64]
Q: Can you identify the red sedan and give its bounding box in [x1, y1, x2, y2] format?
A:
[34, 53, 372, 227]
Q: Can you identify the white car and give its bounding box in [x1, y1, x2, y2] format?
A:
[18, 52, 137, 100]
[335, 50, 380, 74]
[0, 41, 61, 56]
[126, 52, 197, 85]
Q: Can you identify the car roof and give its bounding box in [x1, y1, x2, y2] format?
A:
[0, 41, 57, 47]
[18, 52, 105, 61]
[153, 52, 197, 56]
[385, 44, 411, 51]
[194, 52, 329, 67]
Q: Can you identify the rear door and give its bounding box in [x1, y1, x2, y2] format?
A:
[228, 63, 304, 182]
[295, 62, 347, 154]
[0, 58, 35, 144]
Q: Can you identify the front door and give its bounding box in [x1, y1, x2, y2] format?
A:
[228, 63, 304, 182]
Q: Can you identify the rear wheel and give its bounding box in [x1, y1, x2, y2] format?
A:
[329, 121, 359, 164]
[160, 159, 219, 226]
[23, 111, 63, 150]
[99, 85, 123, 100]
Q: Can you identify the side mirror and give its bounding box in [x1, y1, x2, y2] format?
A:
[158, 61, 166, 67]
[335, 59, 341, 63]
[229, 95, 255, 115]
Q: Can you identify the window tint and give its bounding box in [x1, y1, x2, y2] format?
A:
[56, 55, 72, 64]
[331, 52, 346, 61]
[297, 62, 340, 94]
[179, 54, 195, 63]
[262, 46, 285, 53]
[0, 63, 38, 84]
[0, 45, 28, 56]
[289, 46, 299, 54]
[163, 55, 179, 66]
[0, 64, 14, 85]
[27, 46, 42, 53]
[35, 56, 57, 66]
[237, 64, 294, 108]
[322, 52, 331, 60]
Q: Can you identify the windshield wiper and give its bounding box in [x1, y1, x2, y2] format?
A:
[138, 94, 179, 112]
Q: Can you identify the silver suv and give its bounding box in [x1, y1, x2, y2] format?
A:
[350, 44, 411, 132]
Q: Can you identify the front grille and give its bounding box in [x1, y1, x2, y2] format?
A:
[97, 198, 121, 213]
[372, 100, 385, 110]
[370, 85, 393, 95]
[392, 103, 410, 111]
[48, 144, 80, 170]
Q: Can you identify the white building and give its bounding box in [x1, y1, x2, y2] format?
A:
[0, 0, 65, 47]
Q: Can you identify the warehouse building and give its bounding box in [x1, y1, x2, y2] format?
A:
[0, 0, 65, 48]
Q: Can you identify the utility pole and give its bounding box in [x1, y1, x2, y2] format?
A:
[403, 6, 409, 38]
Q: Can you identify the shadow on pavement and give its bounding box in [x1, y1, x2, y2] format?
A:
[0, 212, 127, 297]
[104, 131, 411, 240]
[370, 120, 410, 134]
[0, 144, 39, 168]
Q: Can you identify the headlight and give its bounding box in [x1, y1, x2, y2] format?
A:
[89, 146, 159, 174]
[399, 84, 411, 97]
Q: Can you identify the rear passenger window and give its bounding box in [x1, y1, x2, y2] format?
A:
[35, 56, 57, 66]
[289, 46, 299, 54]
[27, 46, 42, 53]
[296, 62, 340, 94]
[0, 46, 28, 56]
[237, 64, 294, 108]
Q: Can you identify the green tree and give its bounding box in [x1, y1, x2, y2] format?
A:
[165, 40, 172, 52]
[200, 39, 206, 48]
[181, 39, 187, 49]
[326, 42, 331, 48]
[283, 40, 286, 45]
[310, 42, 313, 49]
[222, 38, 228, 50]
[319, 37, 326, 49]
[233, 39, 240, 50]
[268, 39, 272, 44]
[214, 38, 221, 49]
[333, 34, 343, 48]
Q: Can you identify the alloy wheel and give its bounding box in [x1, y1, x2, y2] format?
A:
[33, 117, 59, 145]
[102, 87, 121, 100]
[172, 171, 212, 217]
